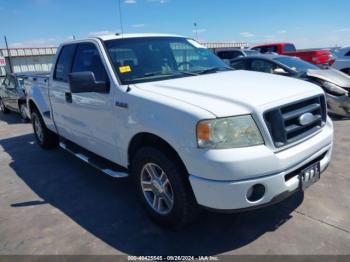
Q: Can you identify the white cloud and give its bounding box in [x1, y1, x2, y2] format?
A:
[277, 30, 287, 34]
[147, 0, 171, 4]
[240, 32, 255, 38]
[131, 23, 145, 28]
[334, 28, 350, 33]
[10, 36, 74, 48]
[89, 30, 115, 36]
[193, 28, 207, 34]
[124, 0, 136, 4]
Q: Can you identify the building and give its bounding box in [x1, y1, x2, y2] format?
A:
[0, 47, 57, 80]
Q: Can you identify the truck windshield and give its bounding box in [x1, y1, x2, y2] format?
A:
[274, 56, 319, 72]
[104, 37, 230, 84]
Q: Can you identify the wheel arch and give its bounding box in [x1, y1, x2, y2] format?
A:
[128, 132, 188, 174]
[28, 99, 40, 115]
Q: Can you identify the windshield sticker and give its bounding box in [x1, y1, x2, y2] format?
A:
[119, 65, 132, 74]
[187, 39, 206, 49]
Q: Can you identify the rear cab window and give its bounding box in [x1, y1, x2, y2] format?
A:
[252, 46, 277, 54]
[54, 44, 76, 82]
[284, 44, 296, 53]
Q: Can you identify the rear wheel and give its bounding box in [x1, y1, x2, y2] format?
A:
[31, 110, 58, 149]
[19, 103, 29, 121]
[131, 147, 199, 229]
[0, 98, 10, 114]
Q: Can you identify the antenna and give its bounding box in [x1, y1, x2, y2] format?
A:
[118, 0, 124, 36]
[194, 22, 198, 40]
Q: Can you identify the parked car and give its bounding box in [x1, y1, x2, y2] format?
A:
[331, 46, 350, 76]
[231, 55, 350, 117]
[26, 34, 333, 228]
[0, 72, 46, 120]
[251, 42, 332, 66]
[215, 48, 259, 64]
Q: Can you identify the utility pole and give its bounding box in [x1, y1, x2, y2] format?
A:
[194, 22, 198, 40]
[4, 36, 13, 74]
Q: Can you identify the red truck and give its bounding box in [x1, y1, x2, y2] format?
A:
[251, 42, 332, 65]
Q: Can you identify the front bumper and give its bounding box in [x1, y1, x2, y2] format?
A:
[326, 93, 350, 117]
[183, 119, 333, 211]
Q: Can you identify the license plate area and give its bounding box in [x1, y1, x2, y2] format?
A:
[299, 162, 321, 190]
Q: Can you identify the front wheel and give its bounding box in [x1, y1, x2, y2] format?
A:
[31, 110, 58, 149]
[131, 147, 199, 229]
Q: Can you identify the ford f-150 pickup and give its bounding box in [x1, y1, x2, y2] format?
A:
[26, 34, 334, 228]
[251, 42, 332, 65]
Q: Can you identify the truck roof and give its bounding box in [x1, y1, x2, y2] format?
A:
[252, 42, 294, 48]
[59, 33, 186, 46]
[90, 33, 183, 41]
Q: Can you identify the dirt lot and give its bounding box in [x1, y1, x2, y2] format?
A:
[0, 113, 349, 255]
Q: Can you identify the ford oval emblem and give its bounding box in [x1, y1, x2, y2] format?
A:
[299, 113, 314, 126]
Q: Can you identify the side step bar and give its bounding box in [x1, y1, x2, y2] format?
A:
[59, 142, 129, 178]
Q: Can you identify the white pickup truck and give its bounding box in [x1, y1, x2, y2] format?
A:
[27, 33, 333, 228]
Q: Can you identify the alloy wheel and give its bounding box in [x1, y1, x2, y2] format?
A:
[33, 116, 43, 144]
[140, 163, 174, 215]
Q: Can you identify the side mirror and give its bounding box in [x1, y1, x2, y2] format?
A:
[273, 68, 288, 75]
[68, 72, 109, 93]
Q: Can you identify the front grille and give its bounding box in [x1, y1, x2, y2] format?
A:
[264, 95, 327, 148]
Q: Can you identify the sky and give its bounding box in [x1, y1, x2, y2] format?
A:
[1, 0, 350, 48]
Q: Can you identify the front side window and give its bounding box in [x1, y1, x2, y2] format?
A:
[231, 60, 248, 70]
[54, 44, 76, 82]
[72, 43, 109, 82]
[105, 37, 229, 84]
[251, 60, 275, 73]
[345, 50, 350, 57]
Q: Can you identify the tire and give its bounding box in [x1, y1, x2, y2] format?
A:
[131, 147, 199, 229]
[19, 103, 29, 121]
[31, 110, 59, 149]
[0, 98, 10, 114]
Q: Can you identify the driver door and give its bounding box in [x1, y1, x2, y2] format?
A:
[66, 42, 118, 162]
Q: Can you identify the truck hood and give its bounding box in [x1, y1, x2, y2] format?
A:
[135, 70, 323, 117]
[306, 68, 350, 88]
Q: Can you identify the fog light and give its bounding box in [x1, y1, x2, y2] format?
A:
[246, 184, 266, 202]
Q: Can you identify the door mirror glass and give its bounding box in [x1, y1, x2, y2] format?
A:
[68, 72, 109, 93]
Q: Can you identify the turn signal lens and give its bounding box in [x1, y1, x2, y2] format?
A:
[197, 122, 210, 141]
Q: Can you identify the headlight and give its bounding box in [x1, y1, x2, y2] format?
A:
[323, 81, 348, 96]
[196, 115, 264, 149]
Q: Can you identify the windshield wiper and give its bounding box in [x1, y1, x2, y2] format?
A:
[143, 71, 198, 77]
[196, 67, 233, 75]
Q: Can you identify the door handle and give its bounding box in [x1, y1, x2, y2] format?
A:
[65, 92, 72, 103]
